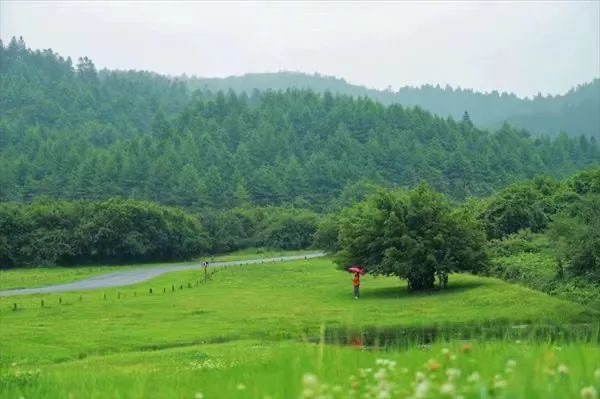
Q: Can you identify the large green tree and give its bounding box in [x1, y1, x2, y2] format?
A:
[335, 185, 487, 290]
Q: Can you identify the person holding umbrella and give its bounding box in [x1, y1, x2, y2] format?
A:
[348, 266, 364, 299]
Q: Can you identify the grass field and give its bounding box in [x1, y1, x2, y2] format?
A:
[1, 256, 598, 398]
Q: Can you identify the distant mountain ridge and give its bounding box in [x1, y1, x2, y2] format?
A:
[187, 72, 600, 139]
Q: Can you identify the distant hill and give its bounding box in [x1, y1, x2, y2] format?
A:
[187, 73, 600, 139]
[1, 37, 598, 210]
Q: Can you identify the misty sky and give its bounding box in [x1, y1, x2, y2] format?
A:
[1, 1, 599, 98]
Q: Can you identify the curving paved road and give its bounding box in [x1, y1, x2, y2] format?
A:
[0, 252, 326, 297]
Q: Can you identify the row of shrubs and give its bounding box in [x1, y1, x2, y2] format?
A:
[0, 199, 320, 268]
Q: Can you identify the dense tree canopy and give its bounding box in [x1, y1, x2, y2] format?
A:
[0, 199, 209, 267]
[1, 39, 598, 211]
[334, 185, 487, 290]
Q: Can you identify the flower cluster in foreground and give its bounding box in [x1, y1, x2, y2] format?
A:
[296, 347, 600, 399]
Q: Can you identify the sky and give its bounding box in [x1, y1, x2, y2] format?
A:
[1, 0, 599, 98]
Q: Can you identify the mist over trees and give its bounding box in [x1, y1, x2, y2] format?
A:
[188, 72, 600, 139]
[1, 38, 598, 211]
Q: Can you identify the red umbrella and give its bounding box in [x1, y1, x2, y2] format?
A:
[348, 266, 365, 275]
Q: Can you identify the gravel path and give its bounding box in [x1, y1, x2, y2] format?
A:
[0, 252, 326, 297]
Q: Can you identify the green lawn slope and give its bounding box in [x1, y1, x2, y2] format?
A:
[1, 257, 598, 398]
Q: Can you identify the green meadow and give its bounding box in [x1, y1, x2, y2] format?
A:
[1, 256, 599, 398]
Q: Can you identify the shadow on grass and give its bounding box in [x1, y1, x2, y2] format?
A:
[365, 279, 487, 300]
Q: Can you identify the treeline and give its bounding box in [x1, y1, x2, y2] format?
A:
[481, 167, 600, 307]
[1, 38, 599, 209]
[189, 72, 600, 139]
[320, 167, 600, 306]
[0, 199, 208, 267]
[0, 199, 319, 268]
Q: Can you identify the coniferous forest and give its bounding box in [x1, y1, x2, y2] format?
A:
[1, 37, 599, 210]
[190, 73, 600, 139]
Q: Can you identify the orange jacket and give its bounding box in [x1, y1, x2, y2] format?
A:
[352, 275, 360, 287]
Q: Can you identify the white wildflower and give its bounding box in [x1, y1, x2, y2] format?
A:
[303, 374, 319, 390]
[374, 368, 387, 381]
[493, 375, 507, 389]
[377, 390, 391, 399]
[446, 368, 461, 381]
[557, 364, 569, 375]
[467, 371, 480, 383]
[439, 382, 455, 396]
[581, 386, 598, 399]
[414, 381, 430, 399]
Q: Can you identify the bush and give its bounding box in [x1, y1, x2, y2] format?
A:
[480, 181, 554, 239]
[258, 208, 319, 250]
[549, 194, 600, 282]
[313, 215, 340, 253]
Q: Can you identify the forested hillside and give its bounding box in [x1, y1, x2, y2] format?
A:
[189, 73, 600, 139]
[1, 38, 599, 210]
